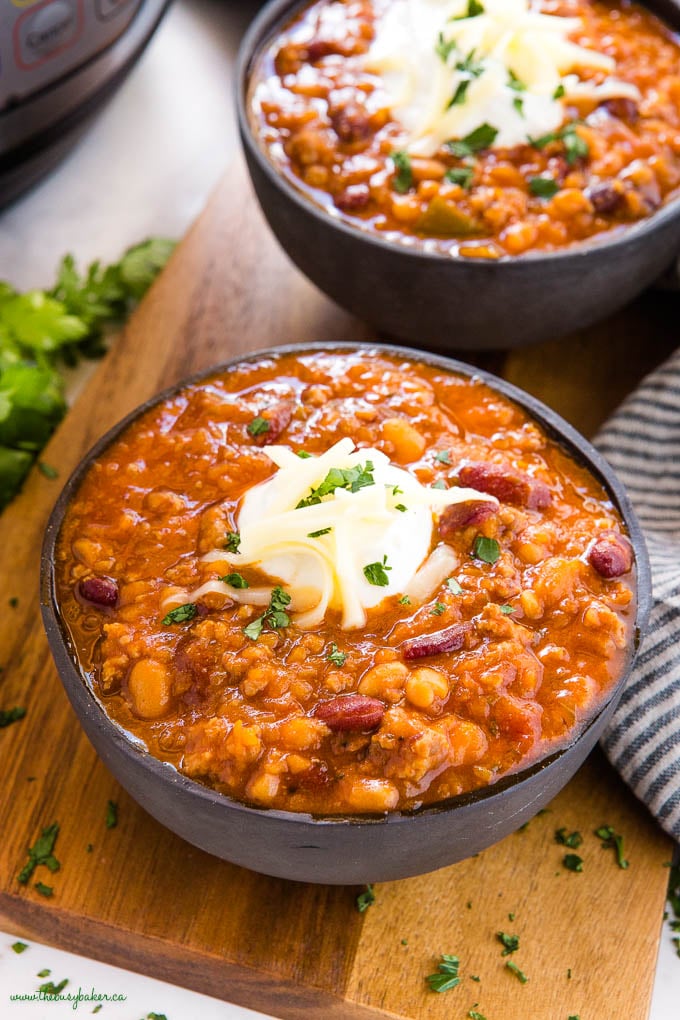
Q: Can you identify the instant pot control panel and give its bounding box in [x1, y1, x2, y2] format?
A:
[0, 0, 144, 111]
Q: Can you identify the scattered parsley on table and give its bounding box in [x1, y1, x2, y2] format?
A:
[356, 884, 375, 913]
[426, 954, 461, 992]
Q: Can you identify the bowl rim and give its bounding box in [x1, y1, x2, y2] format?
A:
[235, 0, 680, 268]
[41, 340, 653, 830]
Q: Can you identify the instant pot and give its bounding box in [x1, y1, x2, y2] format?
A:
[0, 0, 171, 208]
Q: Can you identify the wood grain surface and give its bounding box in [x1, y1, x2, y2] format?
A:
[0, 156, 676, 1020]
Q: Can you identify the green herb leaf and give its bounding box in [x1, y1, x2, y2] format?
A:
[448, 80, 472, 108]
[445, 167, 474, 189]
[115, 238, 175, 301]
[446, 577, 463, 595]
[468, 1011, 487, 1020]
[528, 123, 588, 165]
[454, 0, 485, 18]
[162, 603, 197, 626]
[435, 449, 452, 464]
[0, 706, 26, 728]
[356, 884, 375, 912]
[529, 176, 559, 199]
[222, 572, 249, 589]
[244, 586, 291, 640]
[427, 954, 461, 992]
[146, 1014, 168, 1020]
[37, 968, 51, 977]
[39, 977, 68, 995]
[105, 800, 118, 830]
[431, 602, 447, 616]
[555, 828, 583, 849]
[513, 97, 525, 117]
[243, 616, 264, 641]
[327, 643, 347, 667]
[499, 604, 515, 614]
[595, 825, 629, 869]
[505, 960, 528, 983]
[363, 557, 392, 587]
[37, 461, 58, 479]
[297, 450, 312, 458]
[224, 531, 241, 553]
[394, 504, 408, 513]
[563, 853, 584, 872]
[446, 123, 498, 157]
[34, 881, 53, 897]
[297, 461, 375, 507]
[473, 536, 500, 564]
[432, 479, 448, 490]
[553, 83, 566, 99]
[497, 931, 519, 956]
[435, 31, 457, 63]
[508, 69, 526, 91]
[247, 415, 270, 438]
[308, 527, 332, 538]
[399, 595, 411, 605]
[392, 151, 413, 193]
[11, 941, 28, 953]
[18, 822, 60, 885]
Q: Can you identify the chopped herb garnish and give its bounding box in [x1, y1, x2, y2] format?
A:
[18, 822, 60, 885]
[508, 69, 526, 91]
[308, 527, 332, 538]
[37, 968, 51, 978]
[11, 941, 28, 954]
[473, 536, 500, 564]
[401, 938, 408, 945]
[364, 556, 392, 587]
[595, 825, 629, 869]
[446, 577, 463, 595]
[327, 643, 347, 667]
[513, 97, 525, 117]
[555, 828, 583, 849]
[568, 1015, 580, 1019]
[553, 83, 566, 99]
[505, 960, 528, 983]
[35, 881, 53, 897]
[500, 604, 515, 614]
[435, 31, 458, 63]
[399, 595, 411, 605]
[222, 572, 250, 588]
[244, 586, 291, 641]
[247, 415, 270, 438]
[395, 504, 408, 513]
[431, 602, 446, 616]
[93, 1007, 103, 1015]
[224, 531, 241, 553]
[105, 800, 118, 830]
[356, 884, 375, 912]
[86, 844, 93, 853]
[528, 123, 588, 165]
[392, 151, 413, 194]
[9, 596, 18, 608]
[297, 450, 312, 459]
[0, 706, 26, 728]
[147, 1014, 168, 1020]
[455, 0, 485, 18]
[297, 461, 375, 508]
[38, 461, 59, 479]
[427, 954, 460, 993]
[447, 50, 485, 109]
[392, 485, 403, 496]
[497, 932, 519, 956]
[446, 123, 498, 157]
[563, 853, 584, 872]
[529, 176, 559, 199]
[435, 449, 452, 464]
[470, 974, 480, 981]
[445, 166, 474, 189]
[448, 79, 472, 108]
[468, 1011, 486, 1020]
[509, 912, 515, 921]
[39, 977, 68, 995]
[432, 479, 448, 490]
[162, 602, 197, 626]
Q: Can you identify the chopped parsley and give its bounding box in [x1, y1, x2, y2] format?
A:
[11, 941, 28, 954]
[568, 1015, 580, 1020]
[243, 586, 291, 640]
[222, 572, 249, 588]
[555, 828, 583, 849]
[297, 450, 312, 459]
[497, 932, 519, 956]
[247, 415, 269, 438]
[18, 822, 60, 885]
[391, 151, 413, 193]
[446, 577, 463, 595]
[455, 0, 485, 18]
[505, 960, 528, 983]
[447, 50, 485, 109]
[356, 884, 375, 912]
[468, 1012, 487, 1020]
[38, 461, 59, 479]
[364, 556, 392, 587]
[446, 123, 498, 158]
[529, 176, 560, 199]
[473, 536, 500, 564]
[445, 166, 474, 189]
[500, 604, 515, 614]
[508, 69, 526, 91]
[37, 968, 51, 978]
[528, 123, 588, 165]
[399, 595, 411, 605]
[327, 643, 347, 667]
[224, 531, 241, 553]
[162, 602, 197, 626]
[8, 596, 18, 608]
[39, 977, 68, 995]
[434, 449, 452, 464]
[435, 31, 457, 63]
[34, 882, 53, 897]
[427, 954, 461, 993]
[513, 97, 525, 117]
[0, 706, 26, 728]
[308, 527, 332, 538]
[106, 800, 118, 829]
[553, 83, 566, 99]
[147, 1014, 168, 1020]
[432, 479, 448, 490]
[431, 602, 446, 616]
[595, 825, 629, 869]
[394, 504, 408, 513]
[563, 853, 584, 872]
[297, 461, 375, 508]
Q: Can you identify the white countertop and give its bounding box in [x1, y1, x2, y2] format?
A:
[0, 1, 677, 1016]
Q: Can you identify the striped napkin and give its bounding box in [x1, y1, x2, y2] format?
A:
[596, 345, 680, 843]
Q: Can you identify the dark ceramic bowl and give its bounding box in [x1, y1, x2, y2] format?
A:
[236, 0, 680, 350]
[41, 343, 651, 884]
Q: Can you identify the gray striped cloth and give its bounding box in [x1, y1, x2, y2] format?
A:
[596, 344, 680, 843]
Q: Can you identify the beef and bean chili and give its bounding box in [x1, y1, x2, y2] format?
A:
[55, 350, 636, 815]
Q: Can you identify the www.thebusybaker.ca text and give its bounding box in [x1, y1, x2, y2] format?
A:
[9, 986, 127, 1009]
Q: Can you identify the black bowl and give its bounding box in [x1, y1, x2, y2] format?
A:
[41, 342, 652, 884]
[236, 0, 680, 350]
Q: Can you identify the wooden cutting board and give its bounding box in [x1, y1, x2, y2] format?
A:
[0, 157, 677, 1020]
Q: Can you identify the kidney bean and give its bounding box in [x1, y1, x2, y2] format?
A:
[305, 39, 339, 63]
[600, 97, 639, 123]
[587, 183, 624, 215]
[330, 103, 371, 144]
[401, 623, 470, 661]
[253, 400, 295, 446]
[334, 184, 370, 213]
[293, 762, 331, 790]
[313, 694, 385, 731]
[587, 532, 634, 578]
[78, 576, 118, 607]
[459, 462, 552, 510]
[438, 500, 496, 538]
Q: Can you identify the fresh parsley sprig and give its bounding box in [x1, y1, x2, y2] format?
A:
[244, 586, 291, 640]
